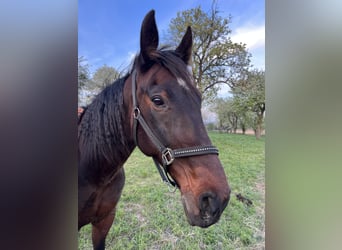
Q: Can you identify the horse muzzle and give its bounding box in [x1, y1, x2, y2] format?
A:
[181, 190, 230, 228]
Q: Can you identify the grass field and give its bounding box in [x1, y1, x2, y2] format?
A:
[78, 132, 265, 249]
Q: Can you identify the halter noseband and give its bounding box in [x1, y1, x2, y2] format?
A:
[131, 70, 219, 188]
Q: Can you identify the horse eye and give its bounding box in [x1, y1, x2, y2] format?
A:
[151, 96, 164, 106]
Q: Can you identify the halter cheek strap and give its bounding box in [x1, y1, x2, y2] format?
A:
[131, 70, 219, 189]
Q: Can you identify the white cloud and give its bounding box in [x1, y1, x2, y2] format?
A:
[231, 24, 265, 70]
[231, 25, 265, 50]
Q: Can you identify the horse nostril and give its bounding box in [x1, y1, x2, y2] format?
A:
[199, 192, 220, 219]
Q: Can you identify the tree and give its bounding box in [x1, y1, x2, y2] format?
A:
[78, 56, 90, 90]
[167, 4, 251, 102]
[233, 69, 265, 139]
[91, 65, 120, 90]
[78, 60, 121, 106]
[215, 98, 239, 133]
[78, 56, 93, 106]
[236, 106, 254, 135]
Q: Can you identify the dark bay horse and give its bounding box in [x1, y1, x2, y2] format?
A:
[78, 10, 231, 250]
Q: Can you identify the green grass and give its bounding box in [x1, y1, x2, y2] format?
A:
[78, 132, 265, 249]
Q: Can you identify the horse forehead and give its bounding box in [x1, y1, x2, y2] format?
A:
[176, 77, 189, 90]
[153, 67, 191, 90]
[176, 65, 194, 90]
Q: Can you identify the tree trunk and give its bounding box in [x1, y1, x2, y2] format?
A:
[255, 125, 262, 139]
[254, 113, 264, 139]
[241, 124, 246, 135]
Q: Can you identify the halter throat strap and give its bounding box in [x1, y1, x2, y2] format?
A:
[131, 70, 219, 188]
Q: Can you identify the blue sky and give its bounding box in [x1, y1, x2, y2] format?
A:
[79, 0, 264, 76]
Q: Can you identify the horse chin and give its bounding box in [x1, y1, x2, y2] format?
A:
[181, 192, 223, 228]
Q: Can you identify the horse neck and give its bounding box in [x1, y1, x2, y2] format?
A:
[79, 76, 135, 171]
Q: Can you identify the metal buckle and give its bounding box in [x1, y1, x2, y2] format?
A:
[133, 107, 140, 119]
[162, 148, 174, 166]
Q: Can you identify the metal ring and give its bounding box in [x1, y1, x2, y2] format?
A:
[133, 107, 140, 119]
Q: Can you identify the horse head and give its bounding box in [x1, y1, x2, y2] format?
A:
[126, 10, 231, 228]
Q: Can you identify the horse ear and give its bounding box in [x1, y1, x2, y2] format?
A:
[139, 10, 159, 70]
[175, 26, 193, 65]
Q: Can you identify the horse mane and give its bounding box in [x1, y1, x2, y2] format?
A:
[78, 75, 133, 167]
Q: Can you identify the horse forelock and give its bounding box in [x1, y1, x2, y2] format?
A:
[132, 47, 201, 101]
